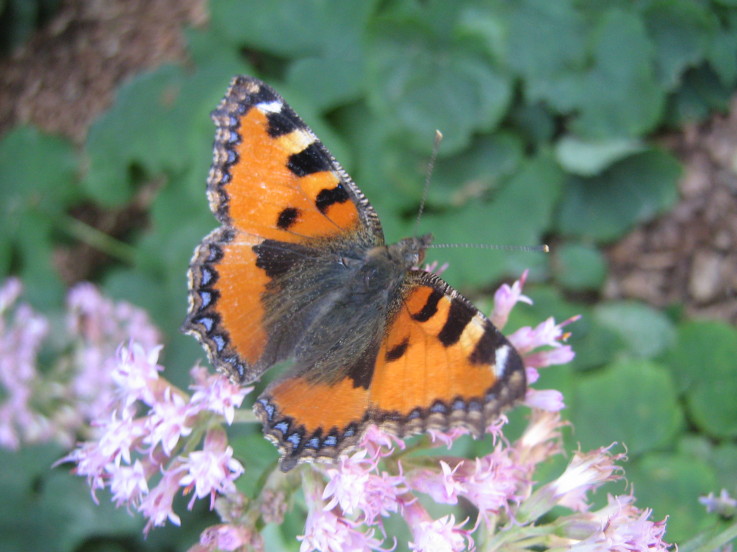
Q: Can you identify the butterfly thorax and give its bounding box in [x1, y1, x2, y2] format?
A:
[252, 233, 433, 386]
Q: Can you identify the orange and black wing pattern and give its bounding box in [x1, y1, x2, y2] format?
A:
[186, 76, 527, 472]
[255, 271, 526, 470]
[184, 76, 382, 384]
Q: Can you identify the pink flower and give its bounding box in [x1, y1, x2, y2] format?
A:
[427, 426, 471, 447]
[491, 270, 532, 329]
[404, 500, 473, 552]
[189, 366, 251, 424]
[109, 459, 149, 506]
[523, 388, 565, 411]
[194, 524, 262, 552]
[95, 407, 146, 466]
[424, 260, 449, 276]
[700, 489, 737, 516]
[322, 448, 404, 523]
[560, 494, 669, 551]
[455, 453, 526, 515]
[299, 472, 387, 552]
[520, 445, 625, 521]
[139, 466, 186, 532]
[179, 428, 244, 508]
[360, 424, 405, 458]
[407, 461, 465, 505]
[62, 337, 249, 531]
[112, 343, 163, 407]
[513, 410, 565, 469]
[144, 386, 193, 455]
[0, 283, 50, 449]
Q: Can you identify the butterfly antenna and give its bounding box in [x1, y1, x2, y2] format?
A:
[429, 243, 550, 253]
[414, 130, 443, 234]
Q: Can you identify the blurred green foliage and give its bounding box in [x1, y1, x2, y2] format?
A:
[1, 0, 736, 549]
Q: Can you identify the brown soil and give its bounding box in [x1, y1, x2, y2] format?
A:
[0, 0, 207, 143]
[1, 0, 736, 325]
[605, 104, 737, 325]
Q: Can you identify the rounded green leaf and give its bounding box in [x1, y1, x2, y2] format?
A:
[421, 153, 563, 288]
[540, 8, 664, 138]
[554, 242, 607, 292]
[628, 453, 716, 543]
[503, 0, 586, 90]
[664, 321, 737, 437]
[572, 359, 682, 455]
[556, 150, 681, 243]
[593, 301, 676, 359]
[642, 0, 715, 89]
[711, 443, 737, 492]
[688, 367, 737, 439]
[368, 3, 511, 154]
[663, 321, 737, 393]
[554, 136, 645, 176]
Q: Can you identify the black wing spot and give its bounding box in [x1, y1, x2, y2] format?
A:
[411, 289, 443, 322]
[386, 338, 409, 362]
[469, 321, 498, 364]
[315, 184, 350, 214]
[266, 108, 304, 138]
[277, 207, 300, 230]
[438, 299, 473, 347]
[287, 142, 332, 177]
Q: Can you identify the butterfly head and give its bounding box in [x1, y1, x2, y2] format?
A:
[390, 233, 433, 269]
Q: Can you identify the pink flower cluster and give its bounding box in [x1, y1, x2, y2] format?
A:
[61, 345, 250, 533]
[2, 274, 675, 551]
[0, 278, 160, 449]
[293, 411, 670, 551]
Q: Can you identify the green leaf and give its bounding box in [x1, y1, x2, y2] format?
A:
[421, 153, 563, 288]
[554, 136, 645, 176]
[0, 126, 79, 232]
[231, 433, 280, 498]
[0, 127, 78, 306]
[83, 66, 186, 206]
[500, 0, 587, 102]
[688, 367, 737, 439]
[508, 102, 556, 146]
[663, 320, 737, 394]
[368, 1, 512, 154]
[210, 0, 373, 110]
[556, 150, 681, 242]
[428, 132, 525, 206]
[0, 445, 142, 552]
[662, 320, 737, 437]
[642, 0, 715, 89]
[628, 453, 717, 543]
[711, 443, 737, 493]
[84, 61, 237, 206]
[544, 8, 664, 138]
[594, 301, 676, 359]
[553, 243, 607, 292]
[665, 64, 733, 126]
[568, 317, 627, 372]
[572, 359, 682, 455]
[706, 12, 737, 86]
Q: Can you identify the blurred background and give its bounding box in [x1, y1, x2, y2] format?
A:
[1, 0, 736, 550]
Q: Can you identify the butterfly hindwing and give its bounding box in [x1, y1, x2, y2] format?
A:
[254, 272, 526, 470]
[369, 272, 527, 435]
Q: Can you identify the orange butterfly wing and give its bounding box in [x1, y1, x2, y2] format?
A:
[184, 76, 381, 383]
[256, 272, 526, 470]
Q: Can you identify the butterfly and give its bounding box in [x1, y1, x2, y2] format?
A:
[184, 76, 526, 471]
